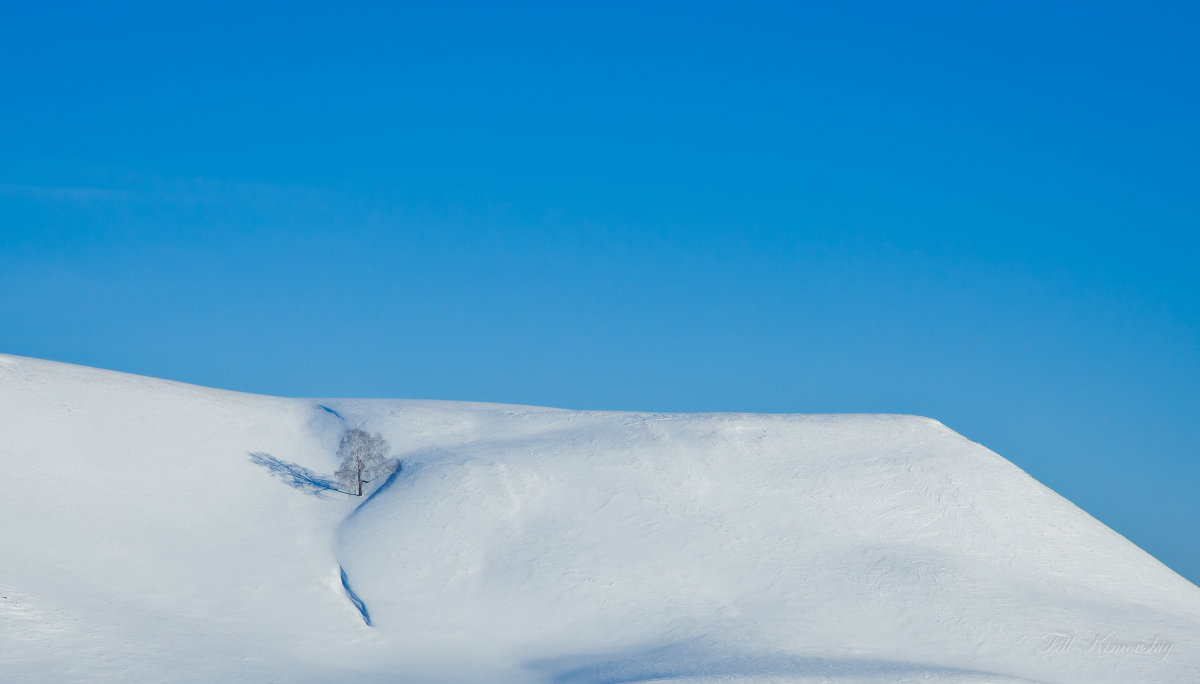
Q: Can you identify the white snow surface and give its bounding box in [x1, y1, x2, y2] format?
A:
[2, 353, 1198, 683]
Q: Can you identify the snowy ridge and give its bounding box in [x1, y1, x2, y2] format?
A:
[2, 353, 1198, 682]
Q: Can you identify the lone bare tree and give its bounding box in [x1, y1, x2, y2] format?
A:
[335, 428, 396, 496]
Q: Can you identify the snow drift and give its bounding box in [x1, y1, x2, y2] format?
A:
[1, 353, 1198, 683]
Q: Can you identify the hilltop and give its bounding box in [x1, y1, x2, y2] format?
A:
[1, 354, 1197, 682]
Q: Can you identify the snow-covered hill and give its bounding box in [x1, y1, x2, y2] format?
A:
[2, 354, 1198, 683]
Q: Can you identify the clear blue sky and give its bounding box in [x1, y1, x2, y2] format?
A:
[2, 2, 1197, 585]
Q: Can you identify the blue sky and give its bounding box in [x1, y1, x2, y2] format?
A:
[2, 2, 1198, 584]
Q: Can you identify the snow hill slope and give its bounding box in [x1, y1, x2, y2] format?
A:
[2, 354, 1199, 683]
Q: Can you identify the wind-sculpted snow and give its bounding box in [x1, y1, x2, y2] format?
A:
[525, 641, 1041, 683]
[2, 353, 1199, 683]
[338, 566, 371, 626]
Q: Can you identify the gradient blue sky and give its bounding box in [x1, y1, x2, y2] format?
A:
[2, 2, 1197, 584]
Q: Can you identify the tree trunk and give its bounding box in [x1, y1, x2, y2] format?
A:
[357, 479, 363, 496]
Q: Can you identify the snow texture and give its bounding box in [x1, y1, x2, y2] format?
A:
[1, 353, 1198, 682]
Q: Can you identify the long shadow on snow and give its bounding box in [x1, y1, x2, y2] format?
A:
[526, 640, 1046, 684]
[336, 458, 407, 627]
[248, 452, 341, 497]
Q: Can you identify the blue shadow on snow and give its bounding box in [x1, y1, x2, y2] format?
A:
[526, 639, 1037, 684]
[247, 452, 341, 497]
[339, 566, 372, 626]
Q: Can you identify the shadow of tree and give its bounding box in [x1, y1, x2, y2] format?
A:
[248, 452, 342, 496]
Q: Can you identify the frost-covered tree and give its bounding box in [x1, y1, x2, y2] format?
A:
[334, 428, 396, 496]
